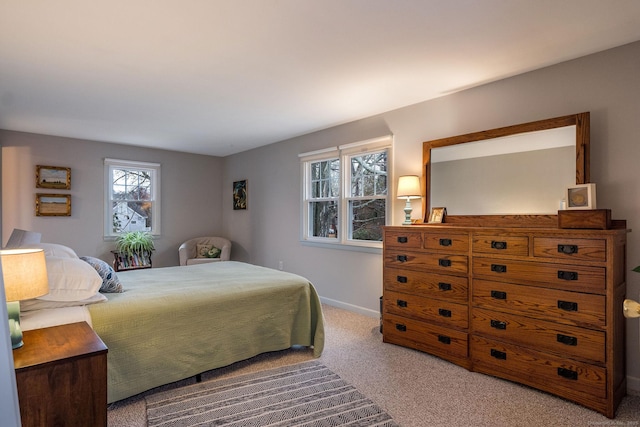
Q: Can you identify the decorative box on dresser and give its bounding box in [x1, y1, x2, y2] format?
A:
[382, 223, 627, 418]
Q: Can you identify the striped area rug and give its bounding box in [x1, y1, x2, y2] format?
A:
[146, 360, 398, 426]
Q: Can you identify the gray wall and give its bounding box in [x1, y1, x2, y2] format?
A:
[1, 41, 639, 396]
[223, 41, 640, 392]
[1, 131, 224, 266]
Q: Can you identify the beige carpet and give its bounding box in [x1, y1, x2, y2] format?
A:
[108, 304, 640, 426]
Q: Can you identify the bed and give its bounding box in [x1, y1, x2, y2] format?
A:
[19, 247, 324, 404]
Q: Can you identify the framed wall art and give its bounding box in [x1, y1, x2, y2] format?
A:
[35, 194, 71, 216]
[233, 180, 247, 210]
[36, 165, 71, 190]
[566, 183, 596, 210]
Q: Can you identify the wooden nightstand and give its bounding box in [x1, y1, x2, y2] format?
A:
[13, 322, 108, 427]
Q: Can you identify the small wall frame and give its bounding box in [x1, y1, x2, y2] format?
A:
[35, 194, 71, 216]
[233, 180, 247, 210]
[36, 165, 71, 190]
[566, 183, 596, 210]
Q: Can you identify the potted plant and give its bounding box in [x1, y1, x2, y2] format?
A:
[115, 231, 155, 268]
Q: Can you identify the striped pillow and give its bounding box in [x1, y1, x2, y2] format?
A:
[80, 256, 123, 293]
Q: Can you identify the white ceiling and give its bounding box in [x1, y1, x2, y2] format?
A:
[1, 1, 640, 157]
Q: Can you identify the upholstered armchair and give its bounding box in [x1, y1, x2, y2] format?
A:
[178, 237, 231, 266]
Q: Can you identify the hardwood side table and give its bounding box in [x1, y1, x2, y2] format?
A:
[13, 322, 108, 427]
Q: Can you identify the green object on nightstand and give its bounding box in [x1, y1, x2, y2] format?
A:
[7, 301, 23, 349]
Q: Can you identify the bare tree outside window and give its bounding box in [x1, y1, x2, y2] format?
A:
[112, 169, 153, 233]
[105, 159, 160, 237]
[303, 144, 389, 246]
[310, 159, 339, 238]
[349, 152, 387, 241]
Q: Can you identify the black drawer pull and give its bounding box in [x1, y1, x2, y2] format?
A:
[558, 244, 578, 255]
[438, 335, 451, 345]
[438, 308, 452, 317]
[491, 290, 507, 300]
[397, 255, 408, 262]
[438, 259, 451, 267]
[397, 299, 408, 308]
[490, 349, 507, 360]
[557, 368, 578, 380]
[438, 282, 452, 291]
[557, 334, 578, 346]
[397, 236, 408, 244]
[491, 241, 508, 250]
[490, 320, 507, 330]
[439, 238, 452, 247]
[396, 275, 407, 283]
[558, 300, 578, 311]
[491, 264, 507, 273]
[395, 323, 407, 332]
[557, 270, 578, 281]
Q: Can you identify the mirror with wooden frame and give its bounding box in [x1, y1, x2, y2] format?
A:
[422, 112, 590, 227]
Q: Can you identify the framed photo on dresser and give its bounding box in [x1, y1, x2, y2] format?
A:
[428, 207, 446, 223]
[566, 183, 596, 209]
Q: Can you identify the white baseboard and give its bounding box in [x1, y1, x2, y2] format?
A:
[320, 296, 379, 319]
[628, 375, 640, 396]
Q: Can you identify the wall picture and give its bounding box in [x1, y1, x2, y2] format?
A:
[35, 194, 71, 216]
[233, 180, 247, 210]
[36, 165, 71, 189]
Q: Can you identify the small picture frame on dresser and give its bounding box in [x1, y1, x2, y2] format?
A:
[566, 183, 596, 209]
[428, 207, 446, 223]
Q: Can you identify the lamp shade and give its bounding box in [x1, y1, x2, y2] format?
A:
[1, 248, 49, 302]
[397, 175, 421, 199]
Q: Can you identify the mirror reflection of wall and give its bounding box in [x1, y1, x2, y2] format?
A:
[430, 126, 576, 215]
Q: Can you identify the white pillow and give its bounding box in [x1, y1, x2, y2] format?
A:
[22, 243, 79, 259]
[38, 257, 103, 302]
[21, 292, 107, 312]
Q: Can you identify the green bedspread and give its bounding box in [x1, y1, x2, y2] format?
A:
[88, 261, 324, 403]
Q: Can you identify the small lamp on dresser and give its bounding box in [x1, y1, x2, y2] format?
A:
[623, 299, 640, 318]
[397, 175, 422, 225]
[1, 248, 49, 349]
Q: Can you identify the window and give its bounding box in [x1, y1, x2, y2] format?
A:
[300, 136, 392, 248]
[104, 159, 161, 237]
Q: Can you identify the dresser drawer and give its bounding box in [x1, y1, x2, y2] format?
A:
[533, 237, 606, 262]
[384, 230, 422, 249]
[473, 234, 529, 257]
[384, 290, 468, 329]
[471, 335, 606, 400]
[423, 232, 469, 253]
[471, 308, 605, 364]
[385, 250, 468, 274]
[383, 313, 468, 361]
[384, 268, 468, 303]
[472, 257, 606, 294]
[472, 279, 605, 328]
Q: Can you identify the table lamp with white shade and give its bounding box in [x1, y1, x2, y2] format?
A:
[1, 248, 49, 349]
[397, 175, 422, 225]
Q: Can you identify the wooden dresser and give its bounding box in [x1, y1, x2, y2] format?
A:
[382, 224, 627, 418]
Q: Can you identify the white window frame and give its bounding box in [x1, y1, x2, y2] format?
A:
[104, 158, 161, 238]
[300, 136, 392, 250]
